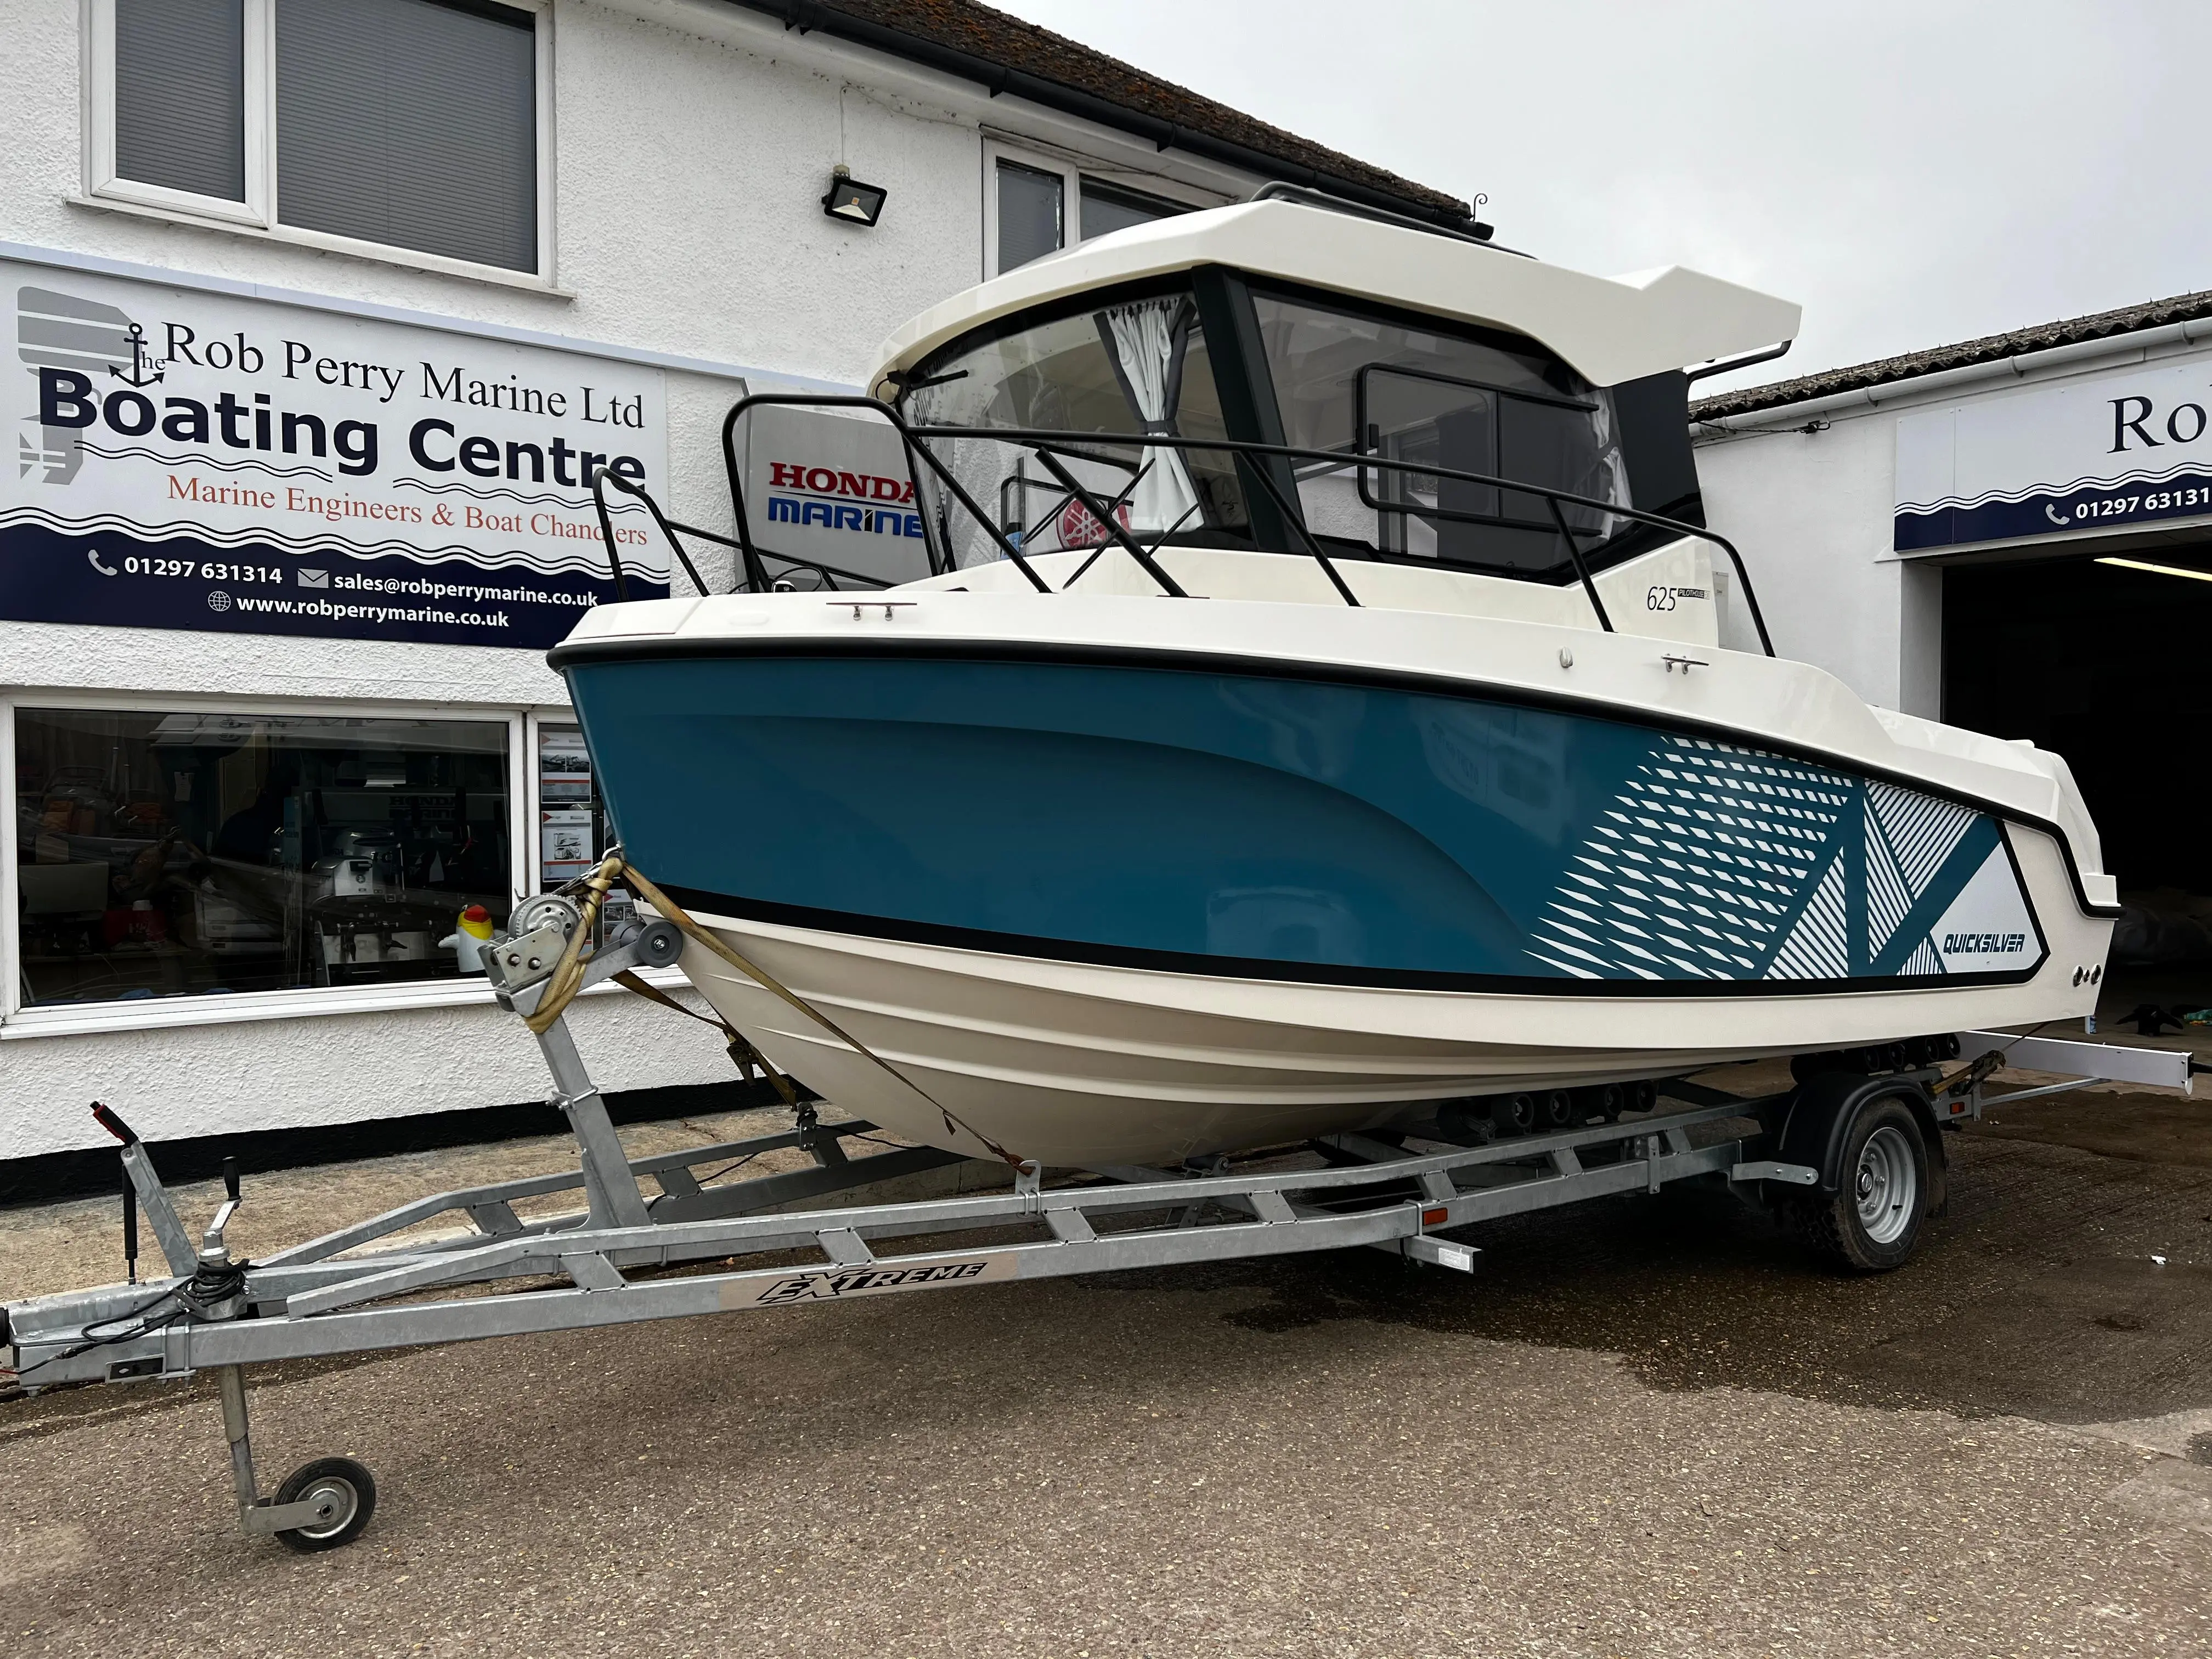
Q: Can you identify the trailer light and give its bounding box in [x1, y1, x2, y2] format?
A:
[822, 166, 887, 228]
[1421, 1206, 1449, 1226]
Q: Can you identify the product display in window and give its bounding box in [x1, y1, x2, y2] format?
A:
[535, 725, 633, 942]
[13, 709, 511, 1005]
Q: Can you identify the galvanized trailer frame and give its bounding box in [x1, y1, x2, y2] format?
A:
[2, 918, 2192, 1549]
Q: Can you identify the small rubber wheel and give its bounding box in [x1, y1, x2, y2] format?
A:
[1491, 1093, 1536, 1137]
[1788, 1098, 1930, 1272]
[272, 1457, 376, 1553]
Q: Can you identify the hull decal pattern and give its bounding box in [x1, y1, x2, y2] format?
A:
[567, 655, 2050, 992]
[1527, 737, 2041, 983]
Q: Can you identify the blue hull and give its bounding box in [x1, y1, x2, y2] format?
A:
[562, 651, 2046, 992]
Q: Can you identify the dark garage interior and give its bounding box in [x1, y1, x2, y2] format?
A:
[1945, 549, 2212, 1029]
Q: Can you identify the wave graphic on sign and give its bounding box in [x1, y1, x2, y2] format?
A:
[391, 476, 651, 510]
[67, 448, 653, 509]
[0, 505, 649, 580]
[1899, 455, 2212, 514]
[77, 442, 336, 482]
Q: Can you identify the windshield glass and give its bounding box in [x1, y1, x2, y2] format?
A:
[900, 285, 1248, 567]
[1252, 290, 1628, 575]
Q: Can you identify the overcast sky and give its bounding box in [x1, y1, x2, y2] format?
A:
[992, 1, 2212, 395]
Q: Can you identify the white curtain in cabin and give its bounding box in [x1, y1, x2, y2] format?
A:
[1099, 299, 1203, 535]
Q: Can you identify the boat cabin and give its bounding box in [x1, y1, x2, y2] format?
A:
[840, 195, 1799, 642]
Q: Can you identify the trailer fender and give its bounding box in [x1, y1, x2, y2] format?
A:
[1775, 1071, 1946, 1213]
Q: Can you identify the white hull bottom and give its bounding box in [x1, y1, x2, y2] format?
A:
[678, 876, 2107, 1169]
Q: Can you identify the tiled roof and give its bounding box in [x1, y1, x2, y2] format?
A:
[1690, 286, 2212, 422]
[732, 0, 1473, 223]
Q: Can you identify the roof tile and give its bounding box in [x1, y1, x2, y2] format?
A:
[767, 0, 1470, 218]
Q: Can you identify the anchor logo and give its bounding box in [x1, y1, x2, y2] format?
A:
[109, 323, 164, 388]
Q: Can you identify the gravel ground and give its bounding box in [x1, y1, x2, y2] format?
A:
[3, 1077, 2209, 1658]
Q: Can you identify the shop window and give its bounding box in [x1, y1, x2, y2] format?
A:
[13, 708, 511, 1007]
[91, 0, 547, 275]
[536, 723, 634, 944]
[990, 151, 1199, 275]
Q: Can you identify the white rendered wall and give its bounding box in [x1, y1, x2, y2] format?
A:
[1692, 409, 1924, 713]
[0, 0, 1266, 1158]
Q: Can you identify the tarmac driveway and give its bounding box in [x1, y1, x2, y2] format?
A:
[2, 1079, 2208, 1657]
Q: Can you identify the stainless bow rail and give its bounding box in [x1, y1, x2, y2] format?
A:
[3, 909, 2190, 1550]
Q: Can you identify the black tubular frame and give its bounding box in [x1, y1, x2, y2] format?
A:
[590, 466, 713, 600]
[590, 392, 1776, 656]
[719, 394, 1052, 596]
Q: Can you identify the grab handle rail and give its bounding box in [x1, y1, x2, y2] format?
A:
[571, 393, 1779, 658]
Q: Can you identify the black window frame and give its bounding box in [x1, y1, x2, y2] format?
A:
[1351, 359, 1607, 533]
[1236, 274, 1682, 583]
[894, 264, 1705, 587]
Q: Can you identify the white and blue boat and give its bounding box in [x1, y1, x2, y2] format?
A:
[552, 194, 2115, 1167]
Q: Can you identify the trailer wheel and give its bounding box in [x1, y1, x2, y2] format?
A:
[1788, 1098, 1929, 1272]
[272, 1457, 377, 1553]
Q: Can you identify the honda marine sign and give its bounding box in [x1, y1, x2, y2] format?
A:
[5, 259, 669, 648]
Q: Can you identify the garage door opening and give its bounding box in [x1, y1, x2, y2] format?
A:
[1945, 549, 2212, 1032]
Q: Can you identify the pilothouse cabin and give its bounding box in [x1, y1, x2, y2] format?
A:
[824, 195, 1802, 646]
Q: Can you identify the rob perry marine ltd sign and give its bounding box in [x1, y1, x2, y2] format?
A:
[1895, 354, 2212, 552]
[6, 258, 668, 649]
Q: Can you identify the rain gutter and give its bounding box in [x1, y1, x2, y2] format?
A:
[1697, 315, 2212, 434]
[723, 0, 1477, 232]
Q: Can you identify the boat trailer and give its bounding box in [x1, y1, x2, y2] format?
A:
[2, 906, 2192, 1550]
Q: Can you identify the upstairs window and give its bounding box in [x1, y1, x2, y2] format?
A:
[994, 160, 1065, 274]
[91, 0, 548, 276]
[112, 0, 248, 204]
[989, 148, 1197, 275]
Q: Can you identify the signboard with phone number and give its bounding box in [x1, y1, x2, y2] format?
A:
[5, 258, 669, 648]
[1895, 357, 2212, 552]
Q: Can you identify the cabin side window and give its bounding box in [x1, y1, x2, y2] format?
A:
[1250, 291, 1629, 577]
[900, 286, 1250, 567]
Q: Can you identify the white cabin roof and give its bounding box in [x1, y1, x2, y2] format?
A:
[869, 199, 1801, 394]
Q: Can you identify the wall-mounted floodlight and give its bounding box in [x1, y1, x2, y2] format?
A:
[822, 165, 887, 228]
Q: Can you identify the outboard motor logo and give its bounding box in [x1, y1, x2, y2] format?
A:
[763, 459, 924, 539]
[1941, 932, 2027, 955]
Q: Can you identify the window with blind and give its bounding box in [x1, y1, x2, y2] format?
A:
[97, 0, 544, 275]
[990, 150, 1196, 275]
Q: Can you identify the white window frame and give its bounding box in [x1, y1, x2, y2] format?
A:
[1, 689, 536, 1038]
[982, 138, 1223, 278]
[81, 0, 560, 290]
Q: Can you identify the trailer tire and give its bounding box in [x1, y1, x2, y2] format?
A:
[1786, 1098, 1930, 1272]
[272, 1457, 376, 1553]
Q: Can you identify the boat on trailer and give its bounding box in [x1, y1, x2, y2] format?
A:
[0, 189, 2152, 1559]
[555, 190, 2118, 1169]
